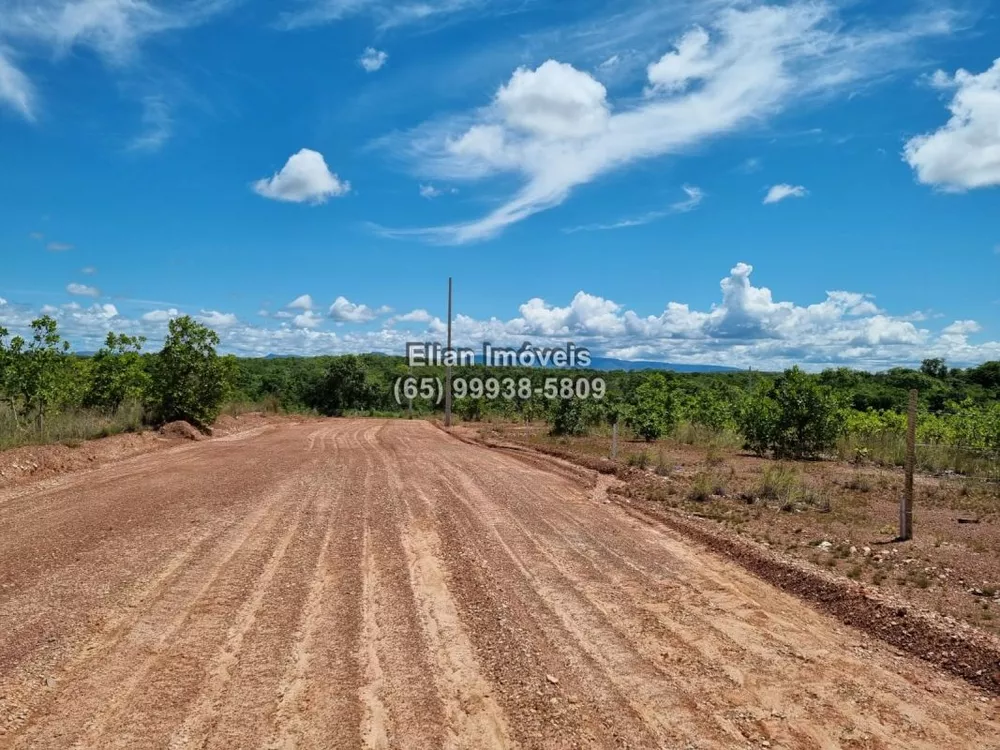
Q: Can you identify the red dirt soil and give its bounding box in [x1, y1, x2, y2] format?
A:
[0, 419, 998, 748]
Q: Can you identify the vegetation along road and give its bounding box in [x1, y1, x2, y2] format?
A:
[1, 419, 998, 749]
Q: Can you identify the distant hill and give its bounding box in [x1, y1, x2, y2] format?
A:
[585, 357, 739, 373]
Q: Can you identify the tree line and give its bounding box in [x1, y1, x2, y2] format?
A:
[3, 314, 999, 469]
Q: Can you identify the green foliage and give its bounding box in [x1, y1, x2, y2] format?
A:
[148, 316, 231, 428]
[550, 397, 588, 436]
[310, 355, 380, 416]
[86, 333, 149, 412]
[627, 373, 676, 442]
[736, 367, 843, 458]
[1, 317, 73, 429]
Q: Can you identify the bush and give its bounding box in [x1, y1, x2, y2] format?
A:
[550, 398, 589, 436]
[627, 373, 676, 442]
[148, 316, 232, 429]
[737, 367, 843, 458]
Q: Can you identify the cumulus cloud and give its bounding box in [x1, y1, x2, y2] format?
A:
[293, 310, 324, 329]
[397, 309, 433, 323]
[141, 308, 179, 322]
[328, 296, 387, 323]
[419, 184, 442, 198]
[67, 282, 100, 297]
[288, 294, 314, 310]
[386, 2, 953, 242]
[763, 184, 808, 204]
[3, 262, 998, 367]
[196, 310, 238, 327]
[359, 47, 388, 72]
[253, 149, 350, 204]
[0, 297, 8, 306]
[904, 58, 1000, 190]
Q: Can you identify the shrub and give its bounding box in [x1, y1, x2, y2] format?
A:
[627, 374, 676, 442]
[148, 316, 232, 429]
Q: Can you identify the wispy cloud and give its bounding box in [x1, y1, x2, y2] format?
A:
[47, 241, 74, 251]
[380, 2, 959, 243]
[128, 94, 172, 152]
[278, 0, 505, 31]
[565, 185, 704, 233]
[0, 45, 35, 119]
[763, 183, 808, 204]
[0, 0, 238, 119]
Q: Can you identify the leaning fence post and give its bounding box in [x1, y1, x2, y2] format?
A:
[900, 389, 917, 541]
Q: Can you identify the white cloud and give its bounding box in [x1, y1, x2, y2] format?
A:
[328, 296, 385, 323]
[397, 309, 433, 323]
[671, 184, 704, 213]
[0, 46, 35, 120]
[293, 310, 324, 329]
[279, 0, 495, 30]
[141, 308, 179, 322]
[419, 184, 442, 198]
[67, 282, 100, 297]
[3, 262, 998, 367]
[359, 47, 388, 72]
[288, 294, 314, 310]
[763, 183, 808, 204]
[128, 94, 172, 152]
[253, 149, 350, 204]
[47, 241, 73, 251]
[0, 297, 6, 306]
[196, 310, 238, 328]
[904, 58, 1000, 190]
[0, 0, 237, 117]
[386, 2, 952, 243]
[273, 310, 295, 320]
[565, 184, 704, 232]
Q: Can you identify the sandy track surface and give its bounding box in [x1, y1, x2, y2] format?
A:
[1, 419, 998, 749]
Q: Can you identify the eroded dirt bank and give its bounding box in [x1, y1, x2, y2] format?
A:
[1, 419, 998, 748]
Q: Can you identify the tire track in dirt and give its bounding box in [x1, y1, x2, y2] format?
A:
[380, 438, 512, 750]
[3, 419, 1000, 750]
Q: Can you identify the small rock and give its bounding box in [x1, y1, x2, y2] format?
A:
[45, 677, 56, 688]
[818, 541, 833, 550]
[546, 674, 560, 685]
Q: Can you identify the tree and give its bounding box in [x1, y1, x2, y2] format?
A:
[4, 317, 72, 430]
[149, 316, 230, 428]
[309, 355, 378, 416]
[920, 358, 948, 380]
[627, 373, 676, 442]
[767, 367, 843, 458]
[550, 397, 587, 436]
[86, 333, 149, 412]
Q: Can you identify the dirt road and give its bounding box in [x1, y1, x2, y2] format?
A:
[1, 420, 998, 749]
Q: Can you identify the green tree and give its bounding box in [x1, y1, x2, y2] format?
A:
[310, 355, 378, 416]
[920, 358, 948, 380]
[627, 373, 675, 442]
[767, 367, 844, 458]
[5, 317, 72, 430]
[149, 316, 230, 428]
[735, 386, 779, 456]
[86, 333, 150, 412]
[550, 397, 587, 436]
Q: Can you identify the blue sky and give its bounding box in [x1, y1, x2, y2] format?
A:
[1, 0, 998, 369]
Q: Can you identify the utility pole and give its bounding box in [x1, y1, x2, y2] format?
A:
[900, 389, 917, 540]
[444, 277, 453, 428]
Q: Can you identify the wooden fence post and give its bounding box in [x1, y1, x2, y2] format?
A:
[900, 389, 917, 541]
[611, 419, 620, 460]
